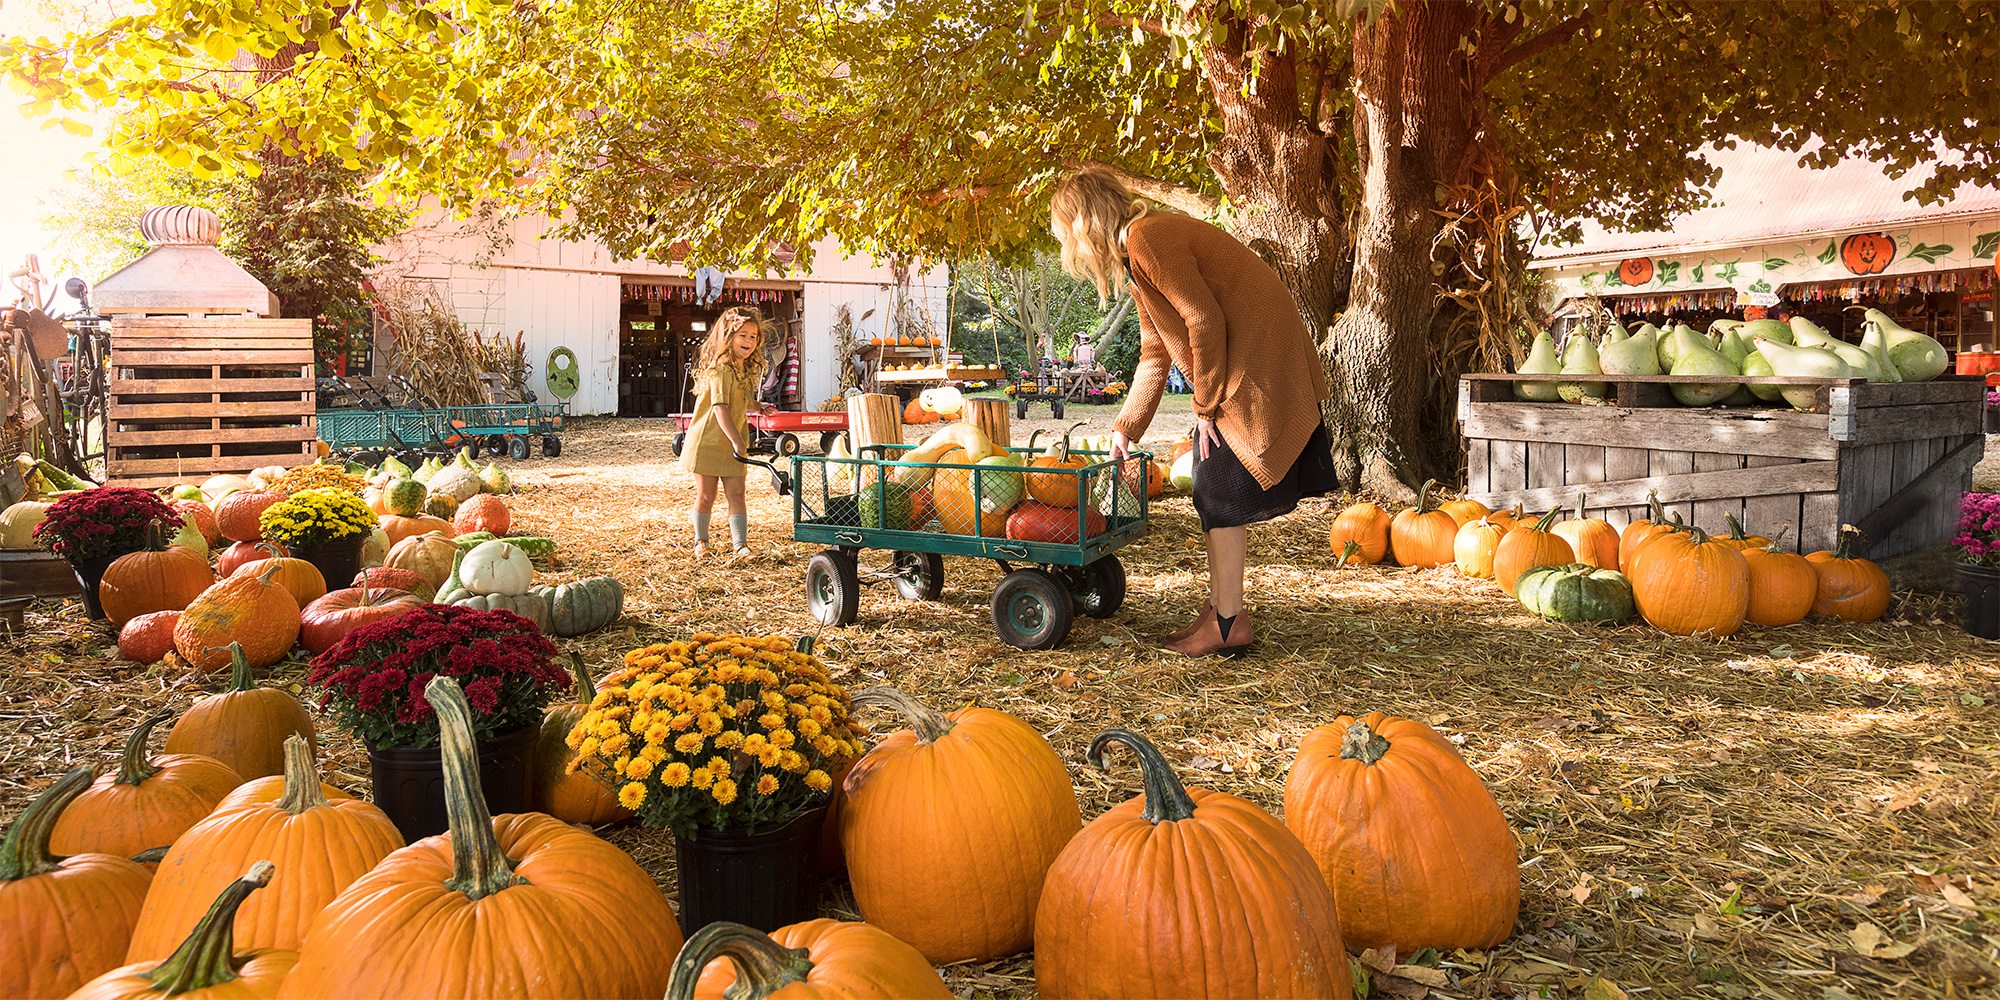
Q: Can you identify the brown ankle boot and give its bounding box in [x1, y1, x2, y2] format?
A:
[1164, 607, 1256, 657]
[1160, 602, 1214, 646]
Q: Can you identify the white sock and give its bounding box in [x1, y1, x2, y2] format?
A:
[729, 514, 748, 549]
[693, 511, 711, 543]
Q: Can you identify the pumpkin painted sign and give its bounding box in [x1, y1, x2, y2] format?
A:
[1839, 232, 1895, 275]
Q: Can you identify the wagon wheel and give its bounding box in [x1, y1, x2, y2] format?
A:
[506, 435, 532, 460]
[807, 549, 861, 626]
[890, 551, 945, 602]
[775, 432, 802, 458]
[485, 434, 509, 457]
[991, 568, 1074, 650]
[1060, 554, 1127, 619]
[1050, 399, 1065, 419]
[541, 435, 562, 458]
[819, 430, 843, 454]
[1016, 398, 1029, 420]
[672, 431, 687, 457]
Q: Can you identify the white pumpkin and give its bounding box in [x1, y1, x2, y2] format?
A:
[1169, 451, 1195, 492]
[427, 466, 485, 505]
[459, 539, 533, 596]
[359, 525, 391, 568]
[0, 500, 52, 549]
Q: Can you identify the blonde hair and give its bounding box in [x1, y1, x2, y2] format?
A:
[696, 305, 769, 383]
[1052, 168, 1151, 302]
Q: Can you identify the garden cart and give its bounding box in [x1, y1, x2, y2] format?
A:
[444, 402, 568, 459]
[670, 409, 851, 459]
[779, 442, 1150, 650]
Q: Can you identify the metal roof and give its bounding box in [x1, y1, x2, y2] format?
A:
[1533, 142, 2000, 267]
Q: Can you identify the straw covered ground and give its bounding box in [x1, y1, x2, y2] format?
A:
[3, 412, 1997, 999]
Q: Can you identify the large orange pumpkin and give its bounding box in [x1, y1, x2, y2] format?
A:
[174, 562, 302, 671]
[0, 767, 154, 999]
[277, 677, 683, 999]
[901, 397, 937, 424]
[99, 529, 214, 628]
[163, 642, 318, 780]
[1493, 508, 1575, 596]
[1806, 525, 1892, 622]
[49, 711, 244, 860]
[840, 687, 1081, 964]
[532, 656, 632, 827]
[125, 737, 403, 961]
[1034, 729, 1351, 998]
[1452, 517, 1509, 579]
[670, 920, 951, 1000]
[301, 584, 426, 656]
[1627, 525, 1751, 636]
[1743, 528, 1818, 627]
[382, 531, 458, 595]
[1551, 497, 1620, 571]
[118, 610, 182, 663]
[1617, 492, 1675, 569]
[1389, 480, 1459, 568]
[1841, 232, 1895, 276]
[1438, 497, 1491, 525]
[380, 513, 452, 545]
[1024, 440, 1090, 508]
[214, 491, 282, 543]
[350, 565, 427, 594]
[1719, 513, 1772, 552]
[1285, 712, 1518, 953]
[74, 862, 295, 1000]
[452, 494, 511, 536]
[232, 544, 328, 608]
[1329, 501, 1392, 567]
[216, 539, 283, 577]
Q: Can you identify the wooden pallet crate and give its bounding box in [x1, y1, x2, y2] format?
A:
[105, 316, 317, 489]
[1460, 373, 1986, 559]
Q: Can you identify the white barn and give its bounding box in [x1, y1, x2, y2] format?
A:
[371, 212, 949, 416]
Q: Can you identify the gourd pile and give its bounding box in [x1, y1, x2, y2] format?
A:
[1331, 484, 1892, 636]
[1514, 309, 1951, 410]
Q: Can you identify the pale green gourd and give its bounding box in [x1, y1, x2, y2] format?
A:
[1655, 323, 1689, 370]
[1514, 331, 1562, 402]
[1740, 348, 1785, 402]
[1667, 327, 1739, 406]
[1599, 323, 1661, 375]
[1740, 318, 1792, 345]
[1827, 341, 1886, 382]
[1859, 307, 1948, 381]
[1601, 315, 1630, 344]
[1754, 337, 1853, 411]
[1788, 316, 1837, 349]
[1857, 325, 1901, 383]
[1557, 334, 1608, 404]
[1714, 329, 1758, 405]
[1708, 319, 1745, 337]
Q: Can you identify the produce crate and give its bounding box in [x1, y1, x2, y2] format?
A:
[105, 317, 317, 489]
[1459, 373, 1986, 559]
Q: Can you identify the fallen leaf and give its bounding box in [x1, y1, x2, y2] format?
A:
[1582, 976, 1629, 1000]
[1941, 884, 1976, 909]
[1359, 946, 1399, 974]
[1849, 922, 1918, 959]
[1389, 964, 1450, 987]
[1569, 873, 1594, 903]
[1846, 884, 1888, 907]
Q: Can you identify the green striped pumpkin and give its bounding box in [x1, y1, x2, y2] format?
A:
[532, 577, 625, 637]
[1515, 563, 1635, 624]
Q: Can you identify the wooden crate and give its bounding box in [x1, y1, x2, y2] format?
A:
[1460, 374, 1986, 559]
[105, 317, 317, 489]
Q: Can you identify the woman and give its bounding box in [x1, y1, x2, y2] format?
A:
[1052, 168, 1334, 656]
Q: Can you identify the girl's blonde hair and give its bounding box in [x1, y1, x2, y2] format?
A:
[1052, 168, 1151, 302]
[696, 304, 769, 383]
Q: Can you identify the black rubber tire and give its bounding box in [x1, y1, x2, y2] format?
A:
[486, 435, 509, 457]
[672, 431, 687, 457]
[542, 435, 562, 457]
[1016, 398, 1029, 420]
[890, 551, 945, 602]
[991, 568, 1075, 650]
[807, 549, 861, 626]
[1068, 554, 1127, 619]
[1050, 399, 1066, 419]
[506, 435, 532, 460]
[396, 449, 427, 469]
[820, 431, 843, 454]
[776, 432, 802, 457]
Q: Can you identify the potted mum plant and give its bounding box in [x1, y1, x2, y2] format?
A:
[566, 633, 864, 934]
[257, 487, 378, 590]
[1985, 388, 2000, 434]
[32, 487, 183, 619]
[1953, 491, 1999, 639]
[307, 602, 568, 840]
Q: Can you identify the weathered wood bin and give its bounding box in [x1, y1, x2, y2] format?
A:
[105, 317, 316, 489]
[1459, 373, 1987, 559]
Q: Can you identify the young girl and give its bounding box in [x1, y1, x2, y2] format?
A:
[680, 305, 773, 559]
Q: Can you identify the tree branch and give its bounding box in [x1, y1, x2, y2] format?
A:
[1096, 14, 1167, 36]
[1492, 12, 1595, 77]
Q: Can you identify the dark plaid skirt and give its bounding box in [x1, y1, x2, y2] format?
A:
[1192, 422, 1337, 531]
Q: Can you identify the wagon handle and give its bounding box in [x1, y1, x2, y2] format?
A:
[989, 543, 1029, 558]
[835, 531, 865, 546]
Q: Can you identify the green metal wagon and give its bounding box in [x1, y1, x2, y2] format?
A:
[783, 443, 1150, 649]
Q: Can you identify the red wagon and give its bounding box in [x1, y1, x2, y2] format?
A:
[668, 409, 849, 458]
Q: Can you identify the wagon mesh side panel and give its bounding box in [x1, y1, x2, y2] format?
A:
[792, 448, 1148, 545]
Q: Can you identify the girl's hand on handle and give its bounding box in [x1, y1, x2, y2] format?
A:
[1109, 430, 1131, 462]
[1194, 417, 1222, 460]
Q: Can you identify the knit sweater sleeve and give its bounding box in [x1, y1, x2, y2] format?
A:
[1127, 226, 1227, 420]
[1112, 295, 1169, 443]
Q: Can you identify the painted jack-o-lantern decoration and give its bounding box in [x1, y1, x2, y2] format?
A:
[1616, 258, 1654, 286]
[1841, 233, 1895, 275]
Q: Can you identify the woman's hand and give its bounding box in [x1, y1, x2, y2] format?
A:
[1194, 417, 1223, 460]
[759, 402, 777, 415]
[1109, 429, 1131, 462]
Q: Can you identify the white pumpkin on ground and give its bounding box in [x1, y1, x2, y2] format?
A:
[0, 500, 52, 548]
[459, 539, 534, 596]
[1169, 451, 1195, 492]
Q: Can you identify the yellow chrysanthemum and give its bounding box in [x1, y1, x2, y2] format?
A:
[697, 713, 723, 736]
[596, 720, 621, 739]
[759, 712, 787, 730]
[712, 779, 739, 805]
[624, 756, 655, 780]
[645, 724, 672, 745]
[602, 733, 631, 755]
[757, 746, 783, 768]
[780, 749, 806, 772]
[674, 732, 707, 754]
[706, 756, 731, 775]
[768, 729, 796, 749]
[662, 762, 692, 787]
[756, 774, 780, 796]
[811, 735, 836, 756]
[797, 718, 822, 739]
[577, 736, 601, 758]
[669, 713, 694, 732]
[805, 769, 832, 793]
[566, 726, 587, 750]
[619, 783, 646, 809]
[641, 745, 668, 764]
[691, 767, 715, 790]
[714, 731, 744, 750]
[742, 734, 768, 755]
[761, 691, 787, 709]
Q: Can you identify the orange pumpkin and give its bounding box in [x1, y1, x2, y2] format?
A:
[214, 491, 282, 543]
[1034, 730, 1351, 998]
[1024, 443, 1090, 508]
[216, 539, 283, 577]
[364, 484, 391, 516]
[124, 737, 403, 961]
[1438, 498, 1490, 525]
[1285, 712, 1518, 952]
[1719, 514, 1771, 552]
[1742, 527, 1818, 627]
[163, 642, 318, 781]
[49, 711, 243, 860]
[118, 610, 182, 663]
[99, 530, 214, 627]
[233, 544, 328, 608]
[1617, 492, 1675, 569]
[1389, 480, 1460, 569]
[380, 513, 452, 545]
[301, 585, 427, 656]
[902, 397, 937, 424]
[672, 920, 951, 999]
[383, 531, 458, 595]
[1805, 525, 1891, 622]
[351, 566, 427, 594]
[1329, 501, 1392, 567]
[1550, 496, 1620, 571]
[1484, 505, 1526, 531]
[168, 499, 221, 547]
[0, 768, 154, 1000]
[1452, 517, 1509, 579]
[532, 657, 632, 827]
[1493, 509, 1575, 596]
[1841, 232, 1895, 276]
[1627, 525, 1751, 636]
[74, 862, 296, 1000]
[1616, 257, 1654, 286]
[452, 494, 511, 536]
[173, 563, 302, 671]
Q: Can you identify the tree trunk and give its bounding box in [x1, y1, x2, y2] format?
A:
[1325, 1, 1483, 497]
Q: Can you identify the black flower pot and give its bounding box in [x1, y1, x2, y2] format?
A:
[1985, 409, 2000, 434]
[366, 723, 535, 842]
[296, 535, 366, 592]
[70, 553, 120, 620]
[674, 805, 827, 936]
[1958, 562, 2000, 640]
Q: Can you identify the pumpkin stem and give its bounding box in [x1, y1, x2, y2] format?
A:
[1087, 728, 1197, 824]
[116, 710, 173, 786]
[1724, 513, 1750, 541]
[0, 766, 94, 881]
[1645, 490, 1666, 524]
[426, 675, 526, 900]
[1530, 507, 1563, 532]
[220, 642, 255, 693]
[568, 653, 599, 701]
[1411, 479, 1438, 514]
[663, 921, 814, 1000]
[1334, 540, 1359, 569]
[1338, 720, 1392, 765]
[1835, 523, 1865, 559]
[1763, 524, 1794, 553]
[143, 861, 274, 994]
[274, 735, 328, 815]
[850, 686, 954, 744]
[254, 541, 282, 561]
[1684, 524, 1714, 545]
[1574, 492, 1588, 520]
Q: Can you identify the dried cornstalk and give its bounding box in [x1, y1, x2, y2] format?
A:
[374, 281, 490, 407]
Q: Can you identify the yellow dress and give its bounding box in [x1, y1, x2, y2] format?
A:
[680, 365, 757, 477]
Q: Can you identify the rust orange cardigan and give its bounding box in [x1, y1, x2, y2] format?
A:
[1112, 212, 1331, 490]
